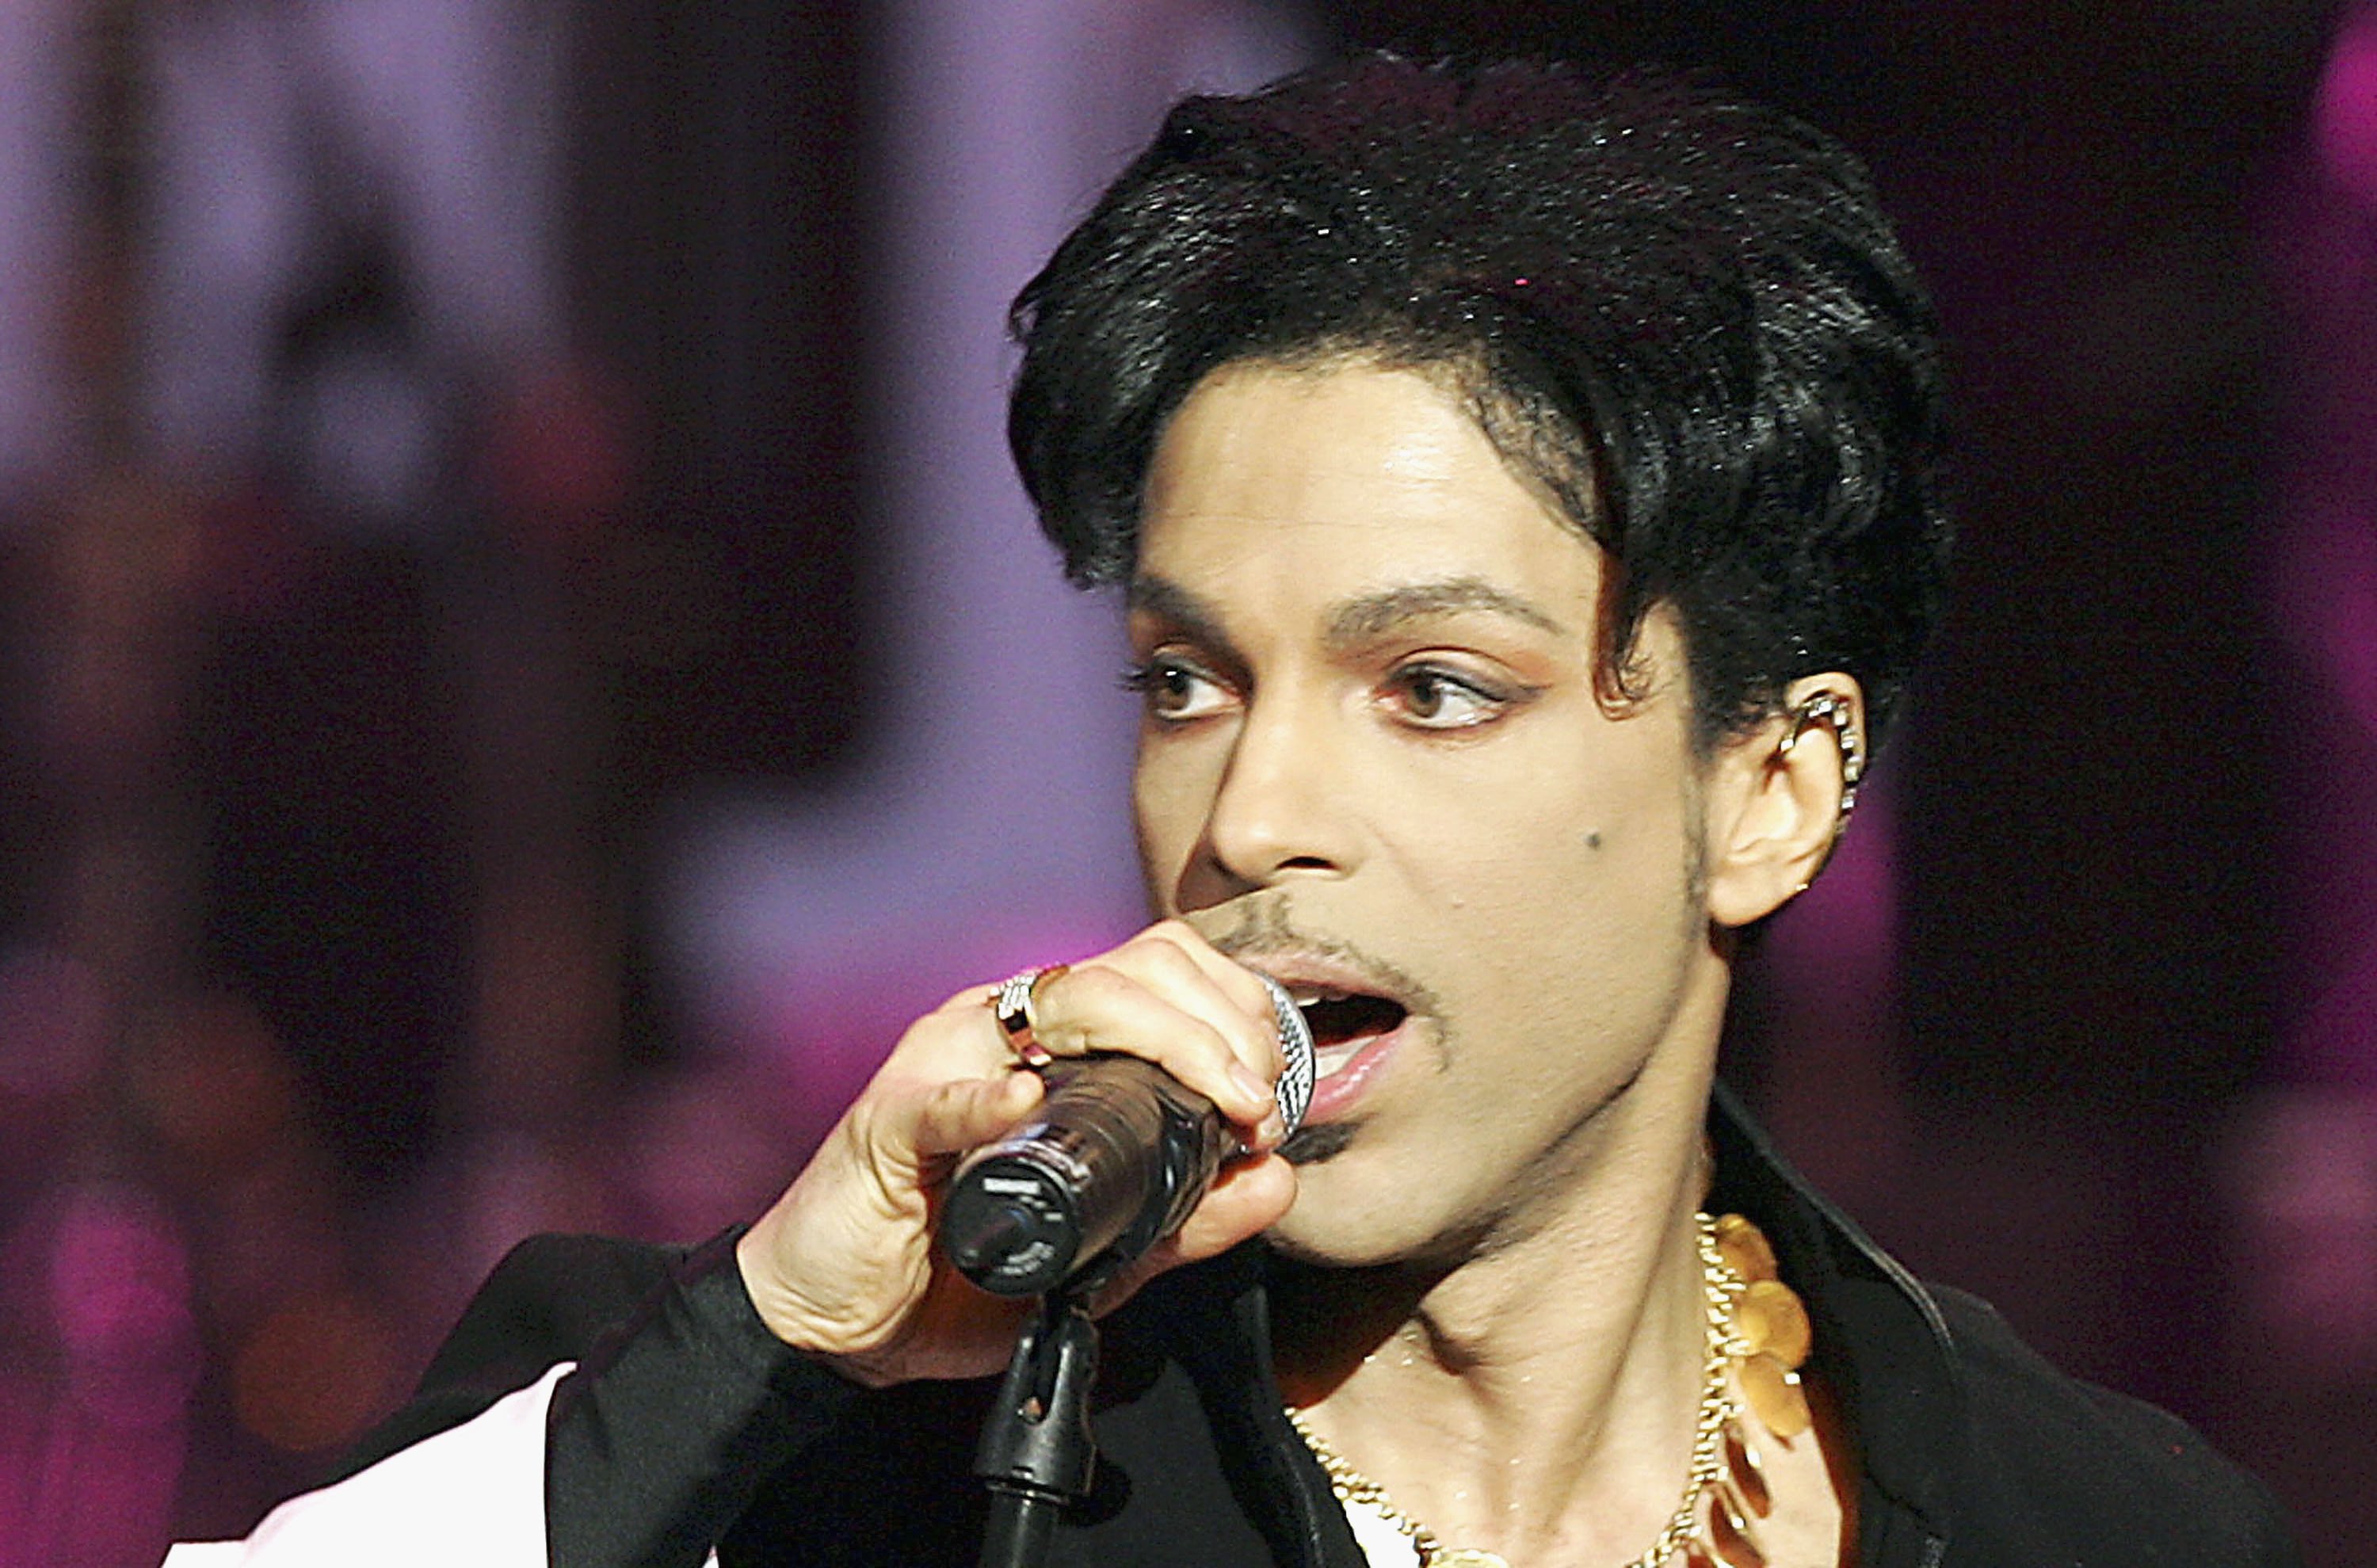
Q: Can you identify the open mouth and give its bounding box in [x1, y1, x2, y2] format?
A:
[1292, 990, 1409, 1077]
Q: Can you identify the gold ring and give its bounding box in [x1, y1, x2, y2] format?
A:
[990, 964, 1066, 1067]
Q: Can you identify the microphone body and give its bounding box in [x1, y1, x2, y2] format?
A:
[939, 974, 1314, 1296]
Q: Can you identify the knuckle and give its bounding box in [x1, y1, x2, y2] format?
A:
[1054, 959, 1115, 1001]
[1146, 917, 1202, 948]
[1046, 963, 1125, 1029]
[1143, 943, 1206, 994]
[1224, 1003, 1274, 1062]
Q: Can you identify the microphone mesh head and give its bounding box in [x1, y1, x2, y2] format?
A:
[1255, 974, 1315, 1135]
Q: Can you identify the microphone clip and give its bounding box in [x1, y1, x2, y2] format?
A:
[972, 1290, 1101, 1567]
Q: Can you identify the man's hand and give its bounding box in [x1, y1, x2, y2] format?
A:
[733, 920, 1299, 1385]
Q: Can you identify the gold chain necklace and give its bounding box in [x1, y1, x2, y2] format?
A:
[1283, 1212, 1812, 1568]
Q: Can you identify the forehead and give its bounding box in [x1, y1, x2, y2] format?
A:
[1133, 361, 1604, 631]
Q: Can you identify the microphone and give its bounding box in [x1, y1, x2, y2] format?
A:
[938, 974, 1315, 1296]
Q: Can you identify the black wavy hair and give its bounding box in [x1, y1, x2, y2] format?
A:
[1008, 54, 1950, 752]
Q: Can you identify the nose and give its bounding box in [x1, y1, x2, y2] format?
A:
[1195, 690, 1356, 894]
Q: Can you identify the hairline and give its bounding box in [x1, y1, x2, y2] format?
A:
[1132, 342, 1753, 757]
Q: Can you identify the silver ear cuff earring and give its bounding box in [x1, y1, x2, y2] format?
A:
[1780, 690, 1864, 832]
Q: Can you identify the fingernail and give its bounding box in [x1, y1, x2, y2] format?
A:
[1230, 1062, 1272, 1107]
[1255, 1110, 1287, 1149]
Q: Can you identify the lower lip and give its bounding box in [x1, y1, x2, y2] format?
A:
[1299, 1019, 1409, 1124]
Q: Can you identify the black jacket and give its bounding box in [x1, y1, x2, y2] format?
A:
[345, 1092, 2301, 1566]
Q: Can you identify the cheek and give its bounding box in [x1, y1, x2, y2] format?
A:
[1403, 728, 1688, 894]
[1130, 743, 1215, 908]
[1396, 738, 1698, 986]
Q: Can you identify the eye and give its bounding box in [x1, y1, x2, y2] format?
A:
[1383, 662, 1521, 731]
[1122, 654, 1233, 721]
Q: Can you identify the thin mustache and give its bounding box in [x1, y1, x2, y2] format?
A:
[1195, 894, 1442, 1020]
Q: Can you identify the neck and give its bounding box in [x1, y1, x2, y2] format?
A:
[1272, 1049, 1719, 1563]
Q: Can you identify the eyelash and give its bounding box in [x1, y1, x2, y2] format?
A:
[1383, 662, 1517, 730]
[1122, 654, 1533, 733]
[1120, 654, 1226, 718]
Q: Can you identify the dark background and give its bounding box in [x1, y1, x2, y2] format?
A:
[2, 2, 2368, 1560]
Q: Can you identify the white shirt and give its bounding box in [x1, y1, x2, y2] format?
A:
[159, 1368, 632, 1567]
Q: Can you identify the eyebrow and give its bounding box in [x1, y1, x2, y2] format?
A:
[1127, 573, 1570, 647]
[1322, 578, 1569, 643]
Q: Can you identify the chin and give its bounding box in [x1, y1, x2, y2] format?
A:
[1279, 1120, 1359, 1166]
[1264, 1152, 1455, 1270]
[1264, 1212, 1459, 1272]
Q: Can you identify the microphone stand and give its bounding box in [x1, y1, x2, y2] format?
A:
[973, 1289, 1100, 1568]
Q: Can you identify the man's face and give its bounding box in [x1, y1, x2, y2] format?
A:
[1127, 360, 1738, 1267]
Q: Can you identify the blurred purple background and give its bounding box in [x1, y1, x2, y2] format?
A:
[2, 1, 2373, 1562]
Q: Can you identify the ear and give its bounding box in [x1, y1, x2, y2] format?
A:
[1700, 676, 1866, 929]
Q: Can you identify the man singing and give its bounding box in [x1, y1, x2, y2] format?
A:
[172, 55, 2296, 1567]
